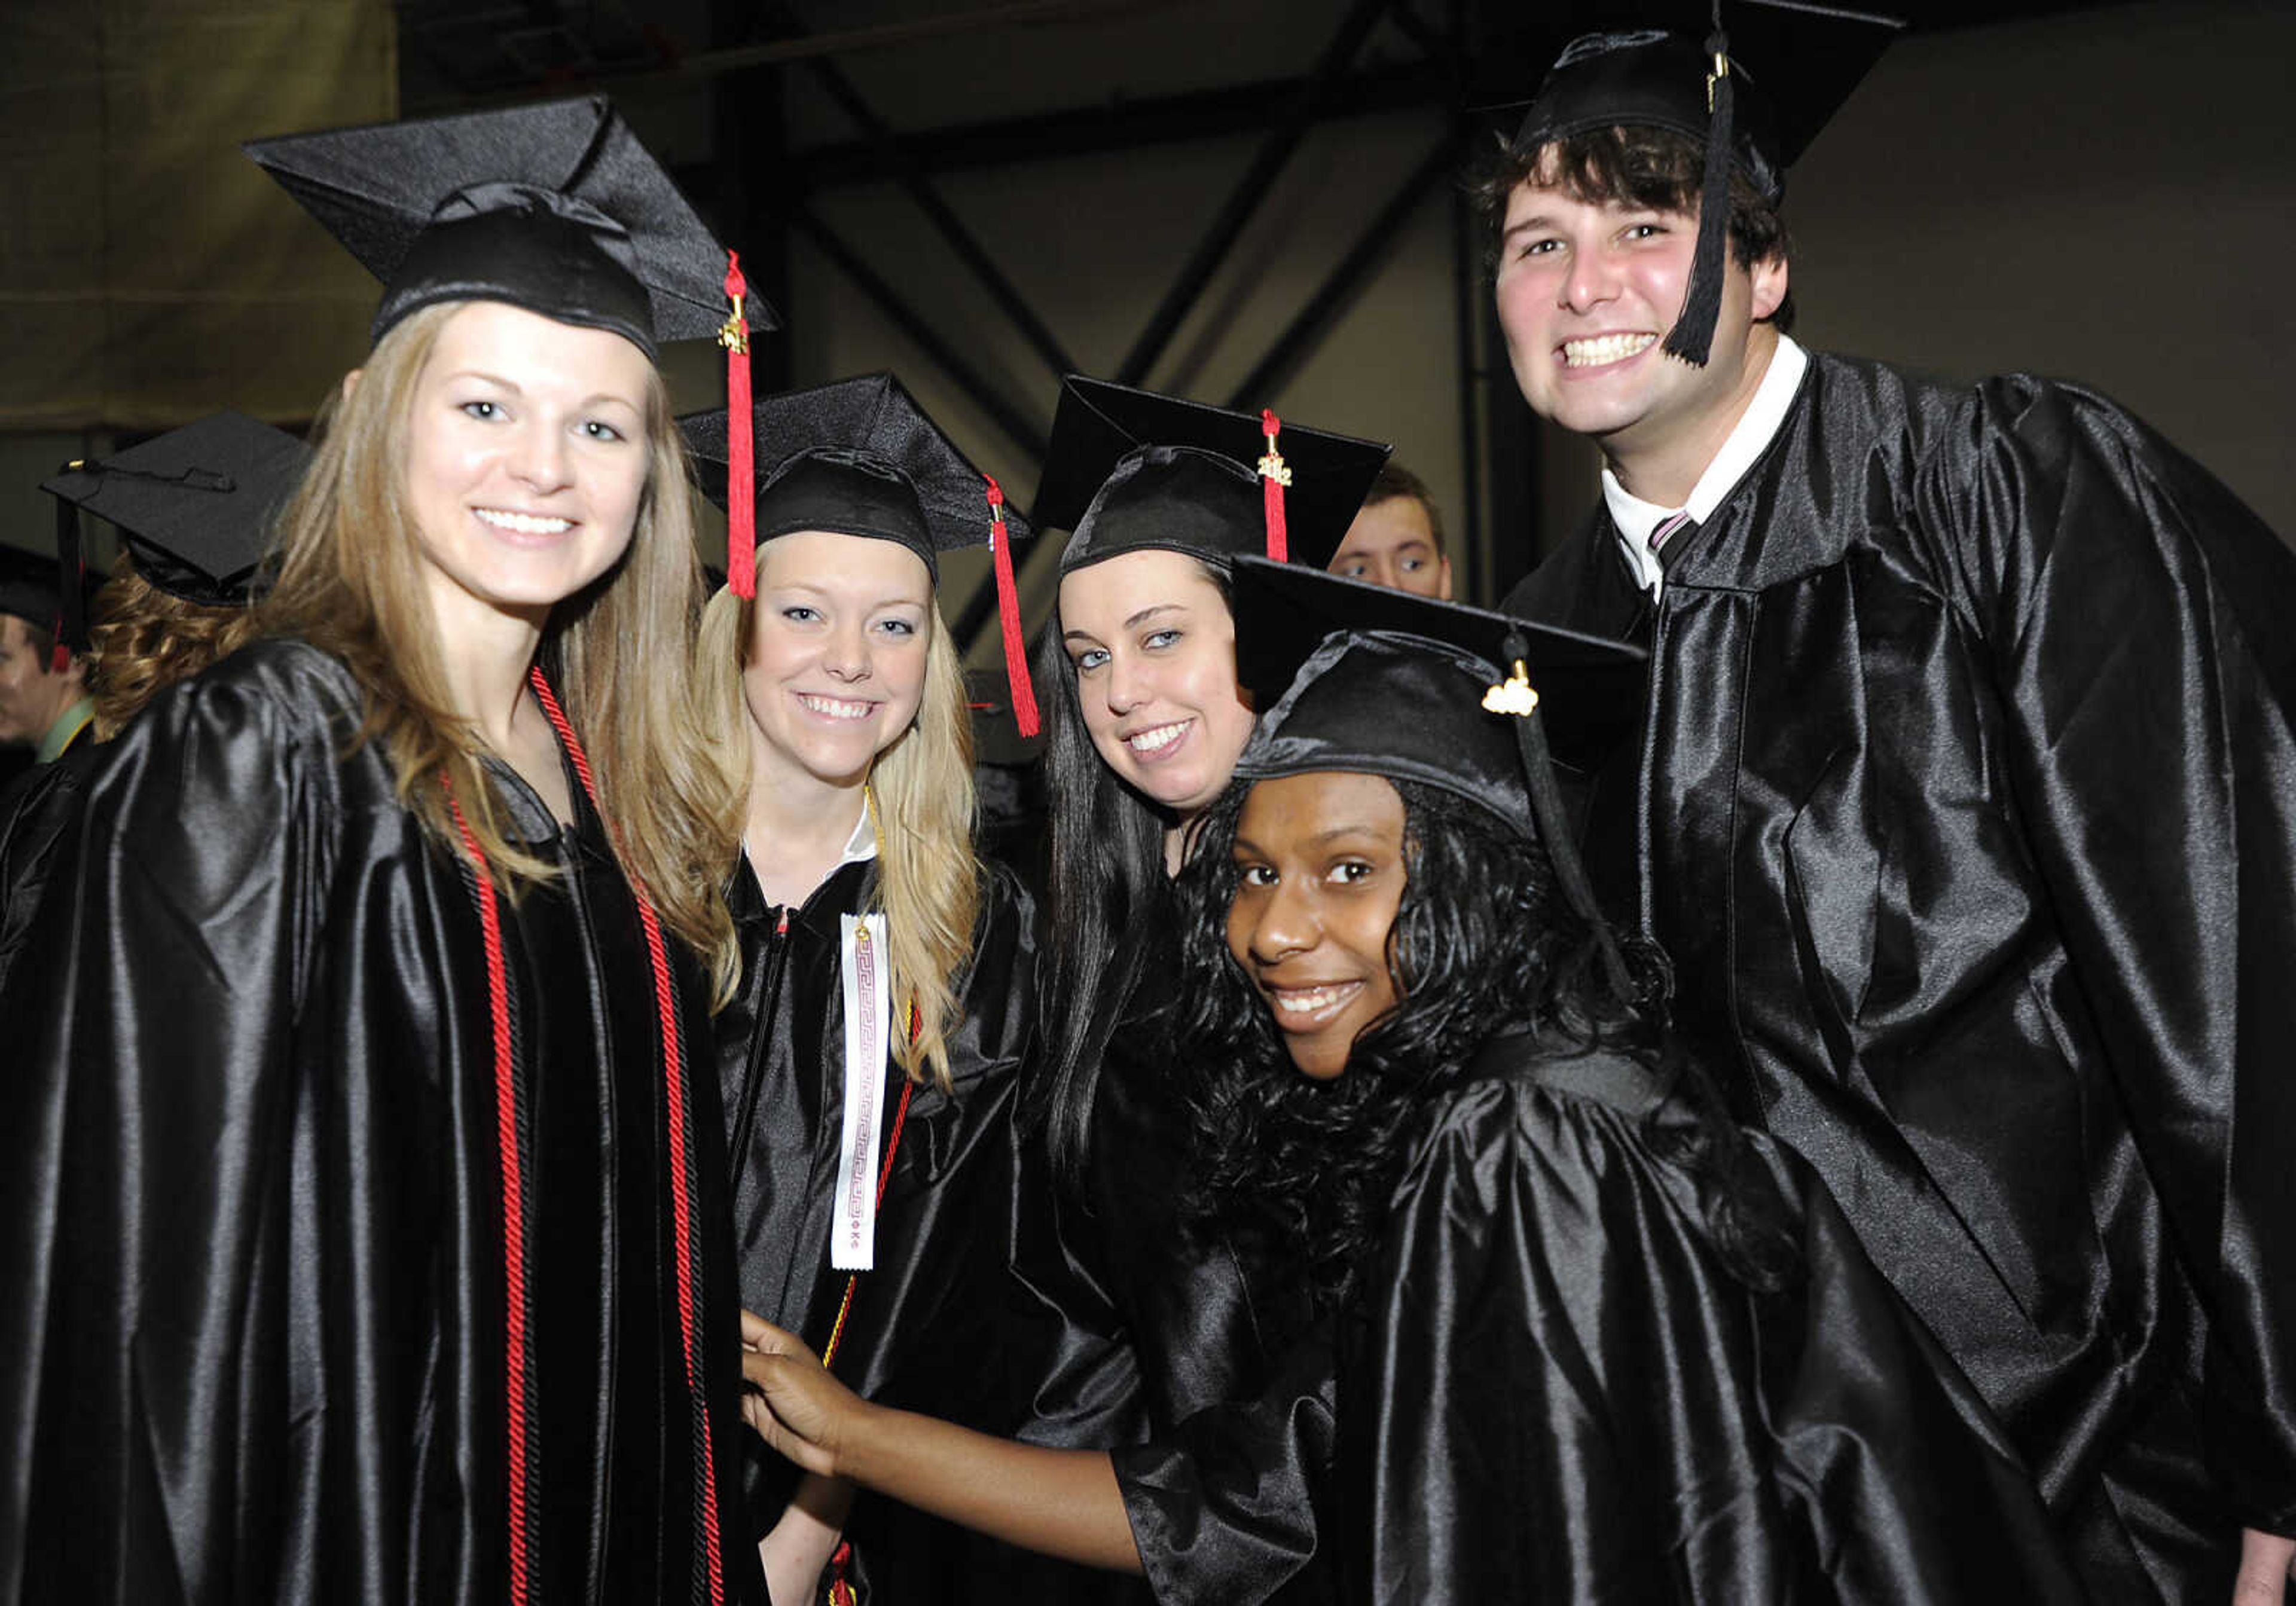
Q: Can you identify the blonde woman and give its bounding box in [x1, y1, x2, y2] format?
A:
[0, 102, 762, 1604]
[682, 374, 1040, 1606]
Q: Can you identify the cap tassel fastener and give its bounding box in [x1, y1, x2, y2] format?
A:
[1257, 408, 1292, 561]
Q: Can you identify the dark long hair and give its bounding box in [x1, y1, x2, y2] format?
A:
[1030, 558, 1236, 1192]
[1171, 777, 1799, 1314]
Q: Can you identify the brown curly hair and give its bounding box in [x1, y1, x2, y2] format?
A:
[87, 556, 263, 741]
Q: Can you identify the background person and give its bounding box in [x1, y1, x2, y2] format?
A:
[0, 567, 90, 762]
[1, 411, 307, 990]
[1326, 461, 1451, 598]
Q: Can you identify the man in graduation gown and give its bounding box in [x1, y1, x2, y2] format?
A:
[1486, 17, 2296, 1600]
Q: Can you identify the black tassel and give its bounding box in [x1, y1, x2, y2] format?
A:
[1498, 630, 1638, 1005]
[1662, 25, 1736, 368]
[51, 491, 83, 670]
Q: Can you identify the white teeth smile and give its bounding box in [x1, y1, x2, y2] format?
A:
[1561, 332, 1658, 368]
[1125, 720, 1189, 755]
[1272, 982, 1361, 1016]
[799, 694, 874, 720]
[474, 508, 573, 535]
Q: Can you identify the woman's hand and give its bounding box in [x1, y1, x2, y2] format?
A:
[739, 1310, 865, 1477]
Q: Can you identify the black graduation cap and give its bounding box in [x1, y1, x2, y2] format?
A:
[41, 413, 309, 610]
[1033, 375, 1390, 575]
[0, 546, 69, 668]
[243, 96, 761, 357]
[682, 374, 1032, 578]
[1229, 556, 1647, 997]
[1511, 1, 1900, 365]
[681, 373, 1045, 736]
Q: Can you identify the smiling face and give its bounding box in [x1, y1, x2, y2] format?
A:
[1493, 164, 1785, 492]
[743, 529, 934, 794]
[1059, 548, 1256, 819]
[399, 300, 655, 635]
[1330, 496, 1451, 599]
[1225, 770, 1408, 1080]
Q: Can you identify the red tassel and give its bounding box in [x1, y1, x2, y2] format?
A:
[1257, 407, 1291, 562]
[983, 476, 1040, 738]
[721, 252, 756, 600]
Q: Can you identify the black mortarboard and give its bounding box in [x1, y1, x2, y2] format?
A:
[682, 374, 1033, 578]
[1229, 557, 1647, 997]
[1511, 2, 1899, 365]
[682, 373, 1045, 735]
[1033, 376, 1390, 575]
[0, 547, 67, 667]
[243, 96, 761, 358]
[41, 413, 309, 610]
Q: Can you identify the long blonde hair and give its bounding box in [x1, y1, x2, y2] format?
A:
[258, 300, 741, 999]
[694, 571, 981, 1088]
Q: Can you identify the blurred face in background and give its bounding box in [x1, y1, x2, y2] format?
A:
[1330, 495, 1451, 599]
[0, 613, 80, 746]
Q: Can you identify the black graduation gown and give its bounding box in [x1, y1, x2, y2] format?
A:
[0, 736, 96, 994]
[1006, 945, 1329, 1603]
[716, 851, 1042, 1601]
[0, 639, 759, 1605]
[1117, 1033, 2088, 1604]
[1503, 351, 2296, 1596]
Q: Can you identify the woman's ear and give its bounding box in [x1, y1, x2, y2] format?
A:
[340, 368, 364, 406]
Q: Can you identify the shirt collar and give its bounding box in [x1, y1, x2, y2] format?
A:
[36, 697, 94, 763]
[835, 801, 879, 869]
[1602, 334, 1808, 596]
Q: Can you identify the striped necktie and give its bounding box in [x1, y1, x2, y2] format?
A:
[1648, 509, 1694, 553]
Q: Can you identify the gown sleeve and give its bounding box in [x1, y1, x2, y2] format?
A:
[1922, 380, 2296, 1534]
[0, 664, 334, 1601]
[0, 747, 90, 995]
[1345, 1066, 2087, 1605]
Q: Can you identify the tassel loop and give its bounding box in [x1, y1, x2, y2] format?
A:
[984, 476, 1040, 738]
[721, 251, 757, 599]
[1257, 408, 1292, 561]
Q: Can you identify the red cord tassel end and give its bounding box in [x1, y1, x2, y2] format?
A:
[721, 252, 756, 599]
[1257, 407, 1291, 562]
[984, 477, 1039, 738]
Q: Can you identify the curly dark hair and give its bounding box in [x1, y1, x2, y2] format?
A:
[1468, 122, 1794, 334]
[1170, 775, 1798, 1314]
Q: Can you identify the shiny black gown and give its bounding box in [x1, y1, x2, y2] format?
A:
[0, 738, 96, 993]
[1006, 936, 1327, 1604]
[1118, 1030, 2087, 1604]
[716, 851, 1044, 1601]
[1503, 352, 2296, 1596]
[0, 640, 758, 1605]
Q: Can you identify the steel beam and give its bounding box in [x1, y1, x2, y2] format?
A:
[792, 62, 1452, 189]
[789, 203, 1049, 463]
[1114, 0, 1397, 387]
[1222, 129, 1460, 411]
[802, 57, 1080, 380]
